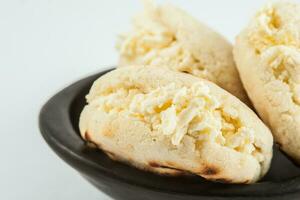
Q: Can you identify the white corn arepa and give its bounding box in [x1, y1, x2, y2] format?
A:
[117, 1, 250, 105]
[79, 66, 273, 184]
[234, 1, 300, 163]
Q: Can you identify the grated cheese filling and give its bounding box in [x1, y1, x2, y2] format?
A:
[248, 3, 300, 106]
[88, 83, 261, 159]
[116, 4, 215, 83]
[248, 4, 300, 53]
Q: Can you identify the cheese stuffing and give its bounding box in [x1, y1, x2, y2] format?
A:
[87, 83, 260, 158]
[248, 2, 300, 106]
[116, 4, 215, 83]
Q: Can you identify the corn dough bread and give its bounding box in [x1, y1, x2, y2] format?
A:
[116, 1, 250, 105]
[234, 1, 300, 163]
[79, 66, 273, 184]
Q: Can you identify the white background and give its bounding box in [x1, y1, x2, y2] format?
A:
[0, 0, 295, 199]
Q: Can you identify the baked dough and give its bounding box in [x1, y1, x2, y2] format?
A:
[117, 1, 250, 105]
[234, 2, 300, 163]
[79, 66, 273, 184]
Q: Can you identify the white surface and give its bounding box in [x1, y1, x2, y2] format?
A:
[1, 0, 296, 199]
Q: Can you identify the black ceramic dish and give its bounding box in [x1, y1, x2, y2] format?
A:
[39, 68, 300, 200]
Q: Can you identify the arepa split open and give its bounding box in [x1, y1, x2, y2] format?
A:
[117, 1, 250, 105]
[79, 66, 273, 184]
